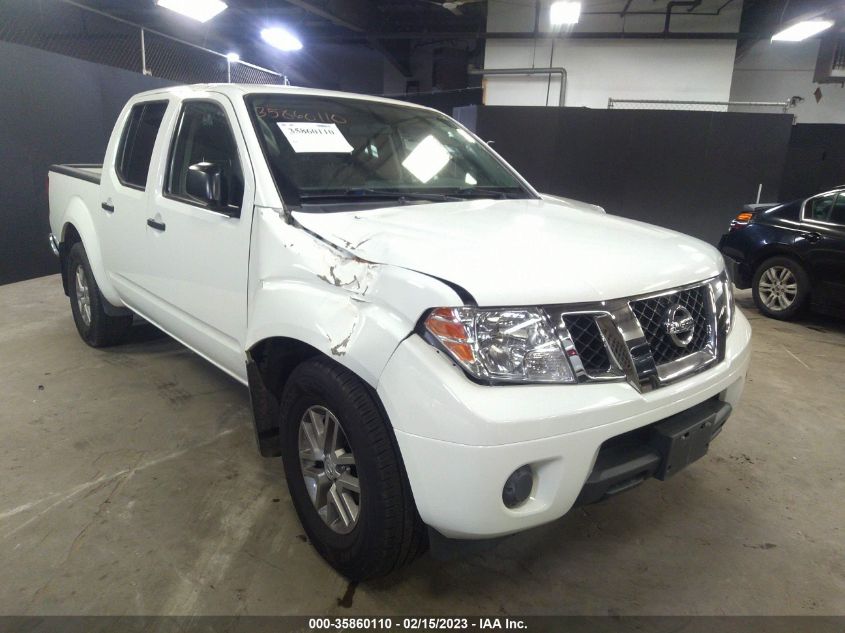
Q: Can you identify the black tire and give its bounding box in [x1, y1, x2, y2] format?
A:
[279, 357, 427, 580]
[67, 242, 133, 347]
[752, 255, 810, 321]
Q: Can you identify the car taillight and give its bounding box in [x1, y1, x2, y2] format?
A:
[729, 211, 753, 232]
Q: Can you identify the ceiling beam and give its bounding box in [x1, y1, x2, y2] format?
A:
[283, 0, 381, 31]
[310, 30, 770, 41]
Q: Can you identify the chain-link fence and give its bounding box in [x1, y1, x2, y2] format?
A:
[0, 0, 286, 85]
[608, 98, 792, 114]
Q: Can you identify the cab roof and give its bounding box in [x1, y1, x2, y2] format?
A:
[131, 83, 431, 112]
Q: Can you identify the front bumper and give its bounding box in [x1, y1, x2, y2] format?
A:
[377, 309, 752, 538]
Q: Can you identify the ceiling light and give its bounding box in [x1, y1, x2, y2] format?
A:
[225, 52, 240, 62]
[549, 1, 581, 26]
[156, 0, 227, 23]
[261, 27, 303, 52]
[772, 19, 834, 42]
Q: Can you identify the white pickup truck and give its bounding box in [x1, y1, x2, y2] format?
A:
[49, 84, 751, 580]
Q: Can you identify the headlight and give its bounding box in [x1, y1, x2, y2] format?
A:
[711, 269, 735, 334]
[721, 269, 735, 333]
[423, 307, 575, 383]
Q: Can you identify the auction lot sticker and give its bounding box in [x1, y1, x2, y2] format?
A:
[277, 122, 354, 153]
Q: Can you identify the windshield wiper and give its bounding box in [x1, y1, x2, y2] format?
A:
[299, 188, 462, 203]
[448, 187, 514, 199]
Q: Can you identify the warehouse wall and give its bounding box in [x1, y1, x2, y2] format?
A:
[730, 40, 845, 124]
[457, 105, 794, 246]
[482, 0, 740, 108]
[781, 124, 845, 201]
[0, 40, 174, 286]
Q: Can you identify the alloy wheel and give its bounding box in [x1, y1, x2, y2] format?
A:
[298, 405, 360, 534]
[75, 265, 92, 327]
[758, 265, 798, 312]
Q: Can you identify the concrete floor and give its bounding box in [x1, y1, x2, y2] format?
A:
[1, 274, 843, 616]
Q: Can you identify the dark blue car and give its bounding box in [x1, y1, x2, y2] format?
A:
[718, 187, 845, 320]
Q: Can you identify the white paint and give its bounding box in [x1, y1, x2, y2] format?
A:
[48, 83, 752, 541]
[381, 312, 751, 537]
[292, 197, 725, 307]
[730, 40, 845, 124]
[482, 0, 740, 108]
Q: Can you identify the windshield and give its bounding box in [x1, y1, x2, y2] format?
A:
[246, 94, 533, 209]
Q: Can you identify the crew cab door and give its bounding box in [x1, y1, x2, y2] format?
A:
[98, 99, 171, 298]
[798, 191, 845, 309]
[146, 95, 254, 380]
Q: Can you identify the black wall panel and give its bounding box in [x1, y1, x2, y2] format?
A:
[0, 40, 173, 285]
[780, 124, 845, 201]
[459, 106, 795, 246]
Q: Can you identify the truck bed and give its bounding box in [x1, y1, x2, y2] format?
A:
[48, 165, 104, 254]
[49, 164, 103, 185]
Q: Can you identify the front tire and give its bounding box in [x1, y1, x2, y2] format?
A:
[279, 357, 427, 580]
[752, 256, 809, 321]
[67, 243, 132, 347]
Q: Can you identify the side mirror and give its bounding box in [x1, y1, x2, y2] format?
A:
[186, 161, 224, 208]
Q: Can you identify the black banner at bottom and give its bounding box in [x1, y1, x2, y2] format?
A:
[0, 617, 842, 633]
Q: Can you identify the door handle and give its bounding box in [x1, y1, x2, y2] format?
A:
[101, 202, 114, 213]
[804, 231, 822, 243]
[146, 218, 166, 232]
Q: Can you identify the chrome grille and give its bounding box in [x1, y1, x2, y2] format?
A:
[629, 286, 710, 364]
[563, 314, 611, 374]
[551, 276, 727, 392]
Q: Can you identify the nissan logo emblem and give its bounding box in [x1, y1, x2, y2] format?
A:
[665, 304, 695, 347]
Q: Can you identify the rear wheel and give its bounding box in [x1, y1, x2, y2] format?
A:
[68, 243, 133, 347]
[752, 256, 809, 321]
[279, 357, 427, 580]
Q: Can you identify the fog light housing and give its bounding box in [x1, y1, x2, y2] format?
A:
[502, 465, 533, 508]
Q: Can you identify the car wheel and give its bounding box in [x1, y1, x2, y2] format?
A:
[68, 242, 133, 347]
[279, 357, 427, 580]
[752, 256, 809, 321]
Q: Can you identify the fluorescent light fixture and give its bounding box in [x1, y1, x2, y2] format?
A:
[261, 27, 303, 52]
[156, 0, 227, 23]
[402, 135, 450, 183]
[549, 1, 581, 26]
[225, 52, 240, 62]
[772, 19, 834, 42]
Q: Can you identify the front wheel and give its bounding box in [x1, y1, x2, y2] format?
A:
[752, 256, 809, 321]
[279, 357, 427, 580]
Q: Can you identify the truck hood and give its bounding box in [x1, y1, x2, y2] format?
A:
[292, 198, 724, 306]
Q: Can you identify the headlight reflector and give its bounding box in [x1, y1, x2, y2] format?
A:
[424, 307, 575, 383]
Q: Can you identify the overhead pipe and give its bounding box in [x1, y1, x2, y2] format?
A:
[468, 67, 567, 107]
[664, 0, 703, 33]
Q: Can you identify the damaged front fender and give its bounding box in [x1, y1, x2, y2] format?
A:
[246, 206, 464, 389]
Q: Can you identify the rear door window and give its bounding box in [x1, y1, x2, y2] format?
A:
[807, 193, 836, 222]
[829, 193, 845, 226]
[116, 101, 167, 189]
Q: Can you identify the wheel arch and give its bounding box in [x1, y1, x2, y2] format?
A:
[59, 223, 82, 296]
[245, 336, 398, 458]
[749, 244, 808, 280]
[59, 200, 122, 306]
